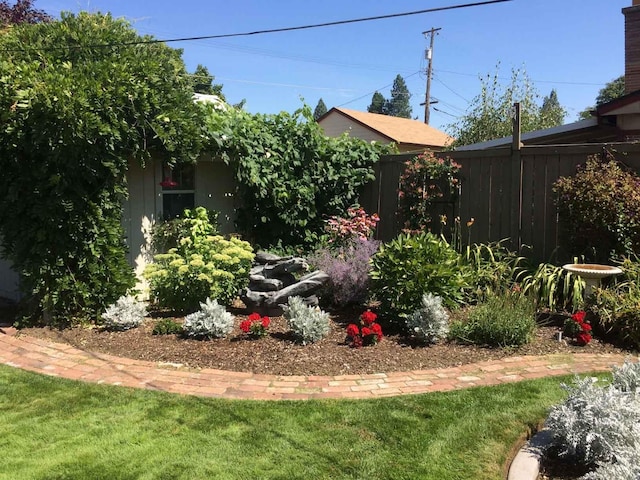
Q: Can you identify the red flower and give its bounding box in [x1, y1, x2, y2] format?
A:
[581, 322, 592, 332]
[240, 319, 252, 333]
[346, 324, 360, 338]
[248, 312, 261, 322]
[360, 310, 377, 326]
[576, 332, 592, 346]
[371, 323, 383, 341]
[361, 327, 373, 337]
[261, 316, 271, 328]
[353, 336, 363, 348]
[572, 311, 587, 323]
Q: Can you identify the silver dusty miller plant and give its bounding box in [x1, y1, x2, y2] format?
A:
[101, 295, 147, 331]
[405, 293, 449, 344]
[183, 298, 235, 339]
[283, 296, 330, 345]
[544, 361, 640, 480]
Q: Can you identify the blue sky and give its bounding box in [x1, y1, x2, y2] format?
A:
[38, 0, 629, 133]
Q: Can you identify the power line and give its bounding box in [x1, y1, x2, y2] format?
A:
[337, 71, 422, 108]
[3, 0, 512, 52]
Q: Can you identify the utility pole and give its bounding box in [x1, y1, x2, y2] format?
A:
[422, 27, 441, 124]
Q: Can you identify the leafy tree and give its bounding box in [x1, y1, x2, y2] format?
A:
[313, 98, 327, 120]
[385, 74, 412, 118]
[0, 0, 51, 27]
[191, 64, 225, 100]
[540, 89, 566, 128]
[203, 105, 393, 248]
[368, 91, 387, 114]
[0, 13, 203, 323]
[448, 66, 563, 147]
[579, 75, 625, 119]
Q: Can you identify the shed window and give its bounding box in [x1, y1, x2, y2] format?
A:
[161, 162, 195, 219]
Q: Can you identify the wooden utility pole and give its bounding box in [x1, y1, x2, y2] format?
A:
[422, 27, 441, 124]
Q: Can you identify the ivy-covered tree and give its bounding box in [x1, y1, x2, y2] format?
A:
[203, 104, 393, 248]
[0, 12, 203, 323]
[448, 66, 564, 147]
[385, 74, 412, 118]
[0, 0, 51, 27]
[313, 98, 327, 120]
[368, 91, 387, 114]
[579, 75, 625, 119]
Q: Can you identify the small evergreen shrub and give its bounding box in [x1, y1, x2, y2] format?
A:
[369, 232, 470, 325]
[152, 318, 182, 335]
[283, 296, 330, 345]
[145, 207, 254, 312]
[182, 298, 235, 339]
[309, 238, 379, 307]
[448, 294, 536, 347]
[406, 293, 449, 344]
[101, 295, 147, 331]
[544, 369, 640, 474]
[554, 156, 640, 262]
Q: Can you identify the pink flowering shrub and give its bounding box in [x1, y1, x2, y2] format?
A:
[325, 206, 380, 244]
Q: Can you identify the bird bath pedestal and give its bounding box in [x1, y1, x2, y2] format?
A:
[562, 264, 623, 296]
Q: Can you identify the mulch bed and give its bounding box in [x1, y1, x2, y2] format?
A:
[16, 307, 634, 377]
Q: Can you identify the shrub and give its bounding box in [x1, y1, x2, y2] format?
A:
[309, 238, 379, 307]
[182, 298, 235, 339]
[152, 207, 219, 253]
[325, 206, 380, 245]
[544, 371, 640, 472]
[239, 312, 271, 338]
[517, 262, 585, 312]
[554, 155, 640, 262]
[398, 151, 461, 234]
[588, 257, 640, 349]
[101, 295, 147, 331]
[283, 296, 330, 345]
[345, 310, 383, 348]
[152, 318, 182, 335]
[406, 293, 449, 344]
[369, 232, 470, 325]
[448, 293, 536, 347]
[145, 208, 254, 312]
[562, 310, 593, 346]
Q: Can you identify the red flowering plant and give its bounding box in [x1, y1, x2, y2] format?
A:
[326, 206, 380, 245]
[345, 310, 383, 348]
[563, 310, 593, 346]
[240, 312, 271, 338]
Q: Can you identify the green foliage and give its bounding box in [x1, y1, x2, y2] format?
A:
[152, 318, 182, 335]
[191, 64, 225, 99]
[0, 13, 204, 323]
[588, 257, 640, 348]
[367, 91, 387, 114]
[183, 297, 235, 339]
[145, 208, 254, 311]
[369, 232, 470, 325]
[461, 241, 525, 304]
[539, 89, 566, 128]
[579, 75, 625, 119]
[385, 74, 412, 118]
[312, 98, 327, 121]
[100, 295, 147, 331]
[449, 293, 536, 347]
[151, 207, 219, 254]
[554, 156, 640, 262]
[283, 296, 330, 345]
[397, 151, 461, 233]
[517, 262, 584, 312]
[448, 65, 565, 147]
[204, 103, 392, 248]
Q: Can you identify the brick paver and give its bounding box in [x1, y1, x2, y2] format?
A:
[0, 326, 636, 401]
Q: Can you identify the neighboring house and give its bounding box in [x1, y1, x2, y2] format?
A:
[318, 107, 453, 152]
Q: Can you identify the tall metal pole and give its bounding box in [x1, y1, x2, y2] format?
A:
[422, 27, 441, 124]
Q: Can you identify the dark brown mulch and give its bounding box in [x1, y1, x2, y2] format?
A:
[16, 308, 634, 377]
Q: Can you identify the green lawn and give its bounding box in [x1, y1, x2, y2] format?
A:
[0, 365, 597, 480]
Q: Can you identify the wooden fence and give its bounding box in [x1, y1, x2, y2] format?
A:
[359, 142, 640, 264]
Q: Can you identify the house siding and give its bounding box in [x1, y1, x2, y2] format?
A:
[319, 114, 388, 143]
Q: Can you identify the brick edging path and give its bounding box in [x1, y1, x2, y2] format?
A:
[0, 328, 635, 401]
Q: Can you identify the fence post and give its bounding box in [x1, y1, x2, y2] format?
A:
[511, 103, 523, 253]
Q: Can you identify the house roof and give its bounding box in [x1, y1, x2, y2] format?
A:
[319, 107, 453, 148]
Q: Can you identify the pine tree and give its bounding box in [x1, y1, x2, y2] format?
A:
[368, 92, 387, 114]
[313, 98, 328, 120]
[540, 89, 566, 128]
[191, 64, 225, 100]
[385, 74, 412, 118]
